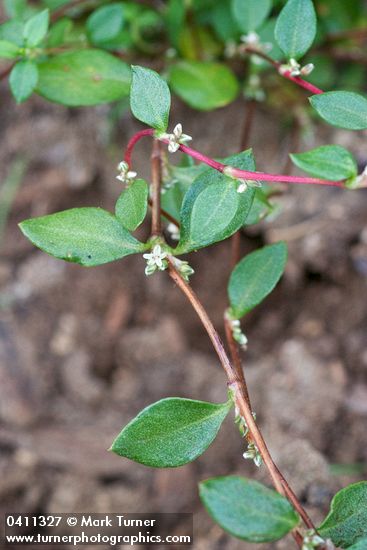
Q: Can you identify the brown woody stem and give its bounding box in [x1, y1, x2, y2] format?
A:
[168, 259, 315, 543]
[151, 139, 162, 236]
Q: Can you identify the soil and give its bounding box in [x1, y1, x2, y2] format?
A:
[0, 80, 367, 550]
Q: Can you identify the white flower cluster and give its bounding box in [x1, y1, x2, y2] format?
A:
[229, 318, 248, 348]
[243, 441, 262, 468]
[244, 74, 266, 102]
[302, 530, 327, 550]
[237, 179, 262, 193]
[166, 222, 180, 241]
[279, 58, 314, 77]
[234, 409, 262, 468]
[223, 166, 262, 194]
[171, 256, 195, 282]
[143, 245, 168, 276]
[160, 124, 192, 153]
[241, 32, 273, 62]
[116, 161, 137, 185]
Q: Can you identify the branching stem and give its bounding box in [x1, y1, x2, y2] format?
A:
[150, 139, 162, 236]
[243, 47, 324, 95]
[168, 259, 316, 540]
[125, 129, 346, 188]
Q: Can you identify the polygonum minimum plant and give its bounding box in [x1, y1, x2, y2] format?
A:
[17, 1, 367, 550]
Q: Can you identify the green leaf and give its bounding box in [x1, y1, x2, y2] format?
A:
[176, 151, 255, 254]
[0, 40, 19, 59]
[232, 0, 272, 33]
[37, 50, 131, 106]
[115, 179, 148, 231]
[111, 397, 232, 468]
[130, 66, 170, 131]
[347, 538, 367, 550]
[86, 3, 124, 47]
[309, 91, 367, 130]
[19, 207, 146, 267]
[290, 145, 357, 181]
[210, 0, 240, 42]
[245, 188, 274, 226]
[0, 21, 25, 47]
[23, 9, 49, 47]
[275, 0, 316, 60]
[9, 61, 39, 103]
[4, 0, 27, 20]
[169, 61, 239, 111]
[199, 476, 300, 542]
[47, 18, 73, 48]
[318, 482, 367, 548]
[228, 242, 287, 319]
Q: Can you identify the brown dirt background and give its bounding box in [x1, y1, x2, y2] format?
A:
[0, 73, 367, 549]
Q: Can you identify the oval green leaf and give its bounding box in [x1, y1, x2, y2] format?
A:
[176, 151, 255, 254]
[86, 3, 124, 47]
[228, 242, 287, 319]
[232, 0, 272, 33]
[275, 0, 316, 60]
[309, 91, 367, 130]
[290, 145, 357, 181]
[130, 65, 171, 131]
[0, 40, 19, 59]
[318, 482, 367, 548]
[23, 9, 49, 47]
[19, 207, 146, 267]
[10, 60, 39, 103]
[111, 397, 232, 468]
[115, 179, 148, 231]
[169, 61, 239, 111]
[37, 50, 131, 106]
[199, 476, 300, 542]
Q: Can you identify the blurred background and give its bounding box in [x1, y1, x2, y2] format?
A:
[1, 1, 367, 549]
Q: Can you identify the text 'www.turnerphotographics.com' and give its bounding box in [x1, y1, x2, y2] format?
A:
[4, 513, 193, 546]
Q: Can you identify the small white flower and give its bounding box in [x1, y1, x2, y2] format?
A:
[161, 123, 192, 154]
[241, 32, 273, 55]
[243, 442, 262, 467]
[229, 317, 249, 349]
[237, 181, 248, 193]
[300, 63, 314, 76]
[116, 161, 137, 185]
[166, 222, 180, 241]
[280, 59, 315, 77]
[302, 530, 327, 550]
[171, 256, 195, 282]
[143, 245, 168, 276]
[241, 31, 260, 46]
[237, 179, 264, 193]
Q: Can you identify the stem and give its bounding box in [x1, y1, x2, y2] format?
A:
[240, 99, 257, 151]
[173, 142, 345, 188]
[231, 99, 257, 268]
[168, 259, 315, 536]
[125, 129, 345, 188]
[243, 47, 324, 95]
[148, 199, 180, 228]
[224, 316, 251, 409]
[125, 128, 155, 167]
[150, 139, 162, 236]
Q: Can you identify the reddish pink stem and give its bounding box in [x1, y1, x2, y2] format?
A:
[124, 129, 345, 188]
[124, 128, 154, 166]
[162, 140, 344, 188]
[281, 71, 323, 95]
